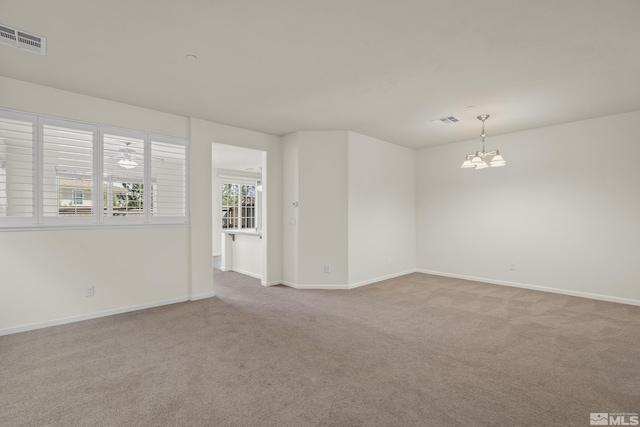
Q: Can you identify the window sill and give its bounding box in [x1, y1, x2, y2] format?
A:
[0, 222, 189, 233]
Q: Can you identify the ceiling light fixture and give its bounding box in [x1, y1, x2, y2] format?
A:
[116, 142, 139, 169]
[461, 114, 506, 169]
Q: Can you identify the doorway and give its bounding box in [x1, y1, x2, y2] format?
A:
[212, 143, 266, 281]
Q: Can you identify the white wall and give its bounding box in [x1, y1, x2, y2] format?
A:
[282, 130, 415, 289]
[348, 132, 416, 286]
[0, 228, 189, 330]
[281, 131, 349, 287]
[0, 76, 191, 334]
[416, 110, 640, 304]
[0, 77, 190, 139]
[281, 134, 299, 284]
[190, 118, 282, 290]
[298, 131, 349, 286]
[231, 234, 263, 279]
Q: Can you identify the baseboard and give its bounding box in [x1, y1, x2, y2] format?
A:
[279, 280, 349, 290]
[190, 291, 215, 301]
[417, 269, 640, 307]
[0, 296, 189, 337]
[232, 268, 262, 280]
[261, 280, 281, 287]
[348, 269, 417, 289]
[274, 270, 417, 290]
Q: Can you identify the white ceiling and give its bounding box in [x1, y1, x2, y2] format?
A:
[1, 0, 639, 149]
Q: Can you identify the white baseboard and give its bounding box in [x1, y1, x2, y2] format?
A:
[417, 269, 640, 307]
[279, 280, 349, 290]
[261, 280, 281, 287]
[348, 269, 417, 289]
[190, 291, 215, 301]
[275, 270, 417, 290]
[232, 268, 262, 280]
[0, 296, 189, 337]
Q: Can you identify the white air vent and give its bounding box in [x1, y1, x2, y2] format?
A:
[430, 116, 460, 126]
[0, 23, 46, 55]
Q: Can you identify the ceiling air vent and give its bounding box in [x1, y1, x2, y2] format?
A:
[430, 116, 460, 126]
[0, 23, 46, 55]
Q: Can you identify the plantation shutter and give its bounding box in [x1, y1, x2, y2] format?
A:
[42, 119, 95, 219]
[1, 107, 189, 230]
[0, 111, 35, 221]
[150, 137, 187, 221]
[102, 131, 146, 220]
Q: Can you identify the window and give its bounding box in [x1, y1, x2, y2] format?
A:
[0, 111, 34, 222]
[221, 183, 239, 229]
[42, 119, 95, 219]
[151, 138, 187, 218]
[72, 189, 84, 205]
[240, 184, 256, 229]
[221, 180, 258, 230]
[0, 108, 189, 229]
[102, 131, 146, 220]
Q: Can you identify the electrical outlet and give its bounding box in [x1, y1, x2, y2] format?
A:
[509, 263, 516, 271]
[324, 265, 331, 273]
[85, 285, 94, 297]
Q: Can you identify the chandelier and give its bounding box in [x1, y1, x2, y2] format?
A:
[461, 114, 506, 169]
[116, 142, 139, 169]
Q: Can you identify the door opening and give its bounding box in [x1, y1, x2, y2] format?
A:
[211, 143, 266, 282]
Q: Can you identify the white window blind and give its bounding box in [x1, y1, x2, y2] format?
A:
[150, 138, 187, 219]
[0, 107, 190, 230]
[0, 112, 34, 220]
[42, 120, 95, 219]
[102, 131, 146, 219]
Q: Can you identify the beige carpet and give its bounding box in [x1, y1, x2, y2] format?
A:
[1, 271, 639, 426]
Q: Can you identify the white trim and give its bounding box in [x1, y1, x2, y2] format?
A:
[279, 280, 350, 290]
[348, 269, 417, 289]
[232, 268, 261, 280]
[0, 223, 188, 233]
[189, 291, 214, 301]
[261, 280, 281, 287]
[218, 174, 259, 185]
[0, 296, 189, 336]
[416, 269, 640, 307]
[272, 270, 418, 290]
[273, 270, 418, 290]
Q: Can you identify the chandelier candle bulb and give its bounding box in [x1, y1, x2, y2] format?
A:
[461, 114, 506, 170]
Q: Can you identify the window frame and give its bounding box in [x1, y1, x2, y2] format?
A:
[0, 107, 190, 231]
